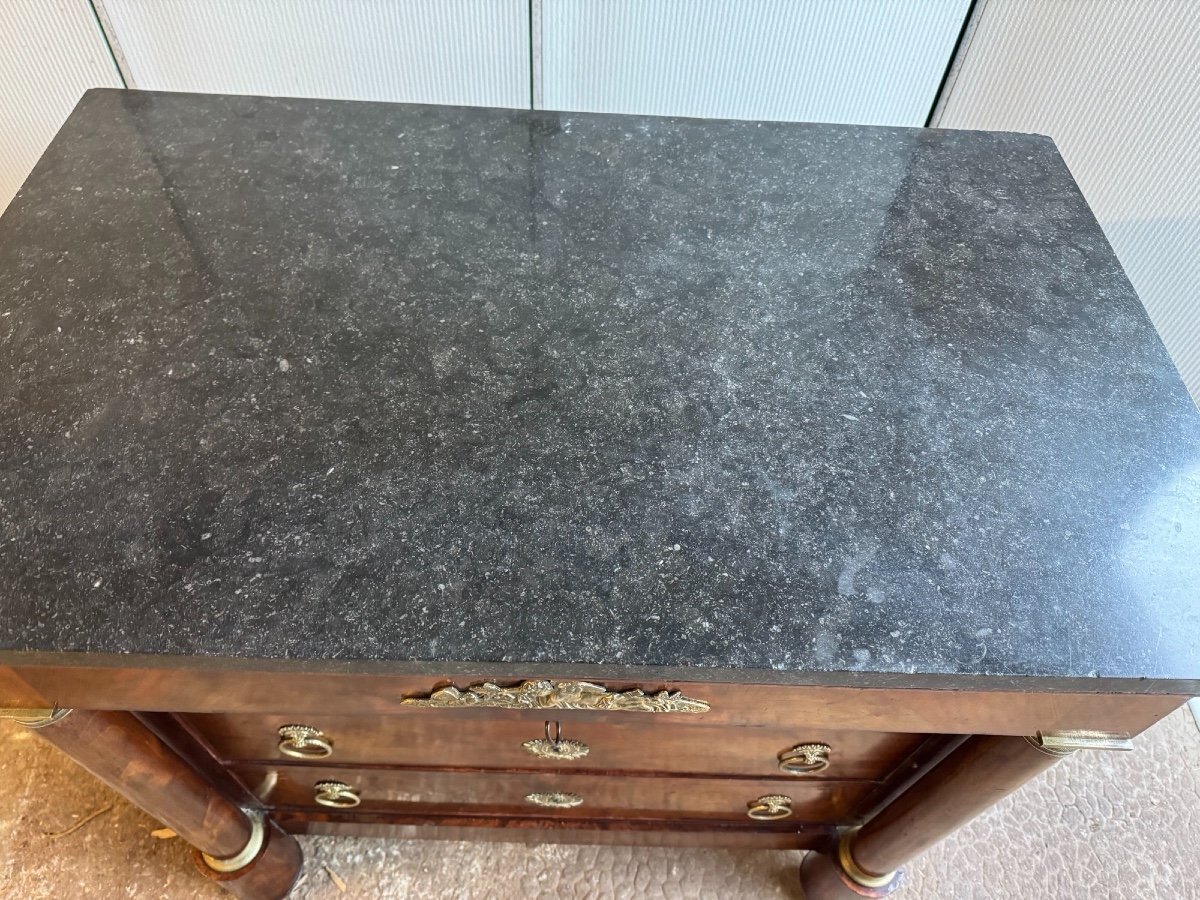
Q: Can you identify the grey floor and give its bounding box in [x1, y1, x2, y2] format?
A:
[2, 706, 1198, 899]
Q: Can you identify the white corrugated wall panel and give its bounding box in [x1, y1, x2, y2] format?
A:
[99, 0, 530, 108]
[540, 0, 971, 126]
[936, 0, 1200, 401]
[0, 2, 123, 212]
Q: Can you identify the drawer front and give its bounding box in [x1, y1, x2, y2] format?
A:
[187, 712, 923, 780]
[236, 764, 874, 823]
[18, 664, 1187, 736]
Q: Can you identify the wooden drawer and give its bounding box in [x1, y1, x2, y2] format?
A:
[236, 764, 875, 823]
[186, 712, 923, 780]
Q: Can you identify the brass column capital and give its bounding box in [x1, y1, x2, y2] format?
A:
[1024, 731, 1134, 757]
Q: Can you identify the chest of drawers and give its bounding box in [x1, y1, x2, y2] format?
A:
[182, 684, 927, 833]
[2, 90, 1199, 899]
[3, 663, 1189, 898]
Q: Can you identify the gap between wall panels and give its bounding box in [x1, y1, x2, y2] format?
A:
[88, 0, 135, 88]
[530, 0, 544, 110]
[925, 0, 984, 126]
[82, 2, 964, 125]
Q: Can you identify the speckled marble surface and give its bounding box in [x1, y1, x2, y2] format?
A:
[1, 89, 1198, 688]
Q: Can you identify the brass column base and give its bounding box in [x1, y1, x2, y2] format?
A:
[13, 707, 303, 900]
[193, 817, 303, 900]
[800, 847, 902, 899]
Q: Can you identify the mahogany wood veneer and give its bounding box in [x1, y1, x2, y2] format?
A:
[1, 661, 1190, 898]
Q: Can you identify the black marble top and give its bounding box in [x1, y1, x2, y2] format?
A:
[1, 89, 1198, 691]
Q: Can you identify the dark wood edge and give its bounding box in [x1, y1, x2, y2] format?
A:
[850, 735, 1066, 874]
[4, 648, 1198, 696]
[273, 806, 830, 834]
[26, 709, 250, 857]
[849, 734, 970, 824]
[263, 801, 857, 829]
[801, 736, 1071, 898]
[276, 813, 828, 848]
[5, 662, 1187, 736]
[222, 757, 887, 784]
[136, 712, 264, 810]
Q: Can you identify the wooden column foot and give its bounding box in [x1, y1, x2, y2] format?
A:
[19, 709, 303, 900]
[800, 845, 901, 898]
[194, 815, 305, 900]
[801, 734, 1073, 900]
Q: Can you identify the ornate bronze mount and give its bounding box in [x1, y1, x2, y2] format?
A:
[402, 679, 710, 714]
[524, 737, 590, 759]
[526, 792, 584, 809]
[524, 721, 590, 760]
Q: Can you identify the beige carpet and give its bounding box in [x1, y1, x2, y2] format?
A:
[2, 707, 1197, 899]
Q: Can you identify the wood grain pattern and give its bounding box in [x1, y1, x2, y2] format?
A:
[234, 763, 876, 823]
[846, 734, 969, 823]
[801, 735, 1071, 899]
[277, 811, 833, 848]
[5, 658, 1186, 897]
[0, 666, 48, 706]
[852, 735, 1064, 873]
[186, 712, 921, 780]
[38, 710, 252, 857]
[6, 663, 1187, 736]
[139, 711, 264, 809]
[27, 709, 303, 900]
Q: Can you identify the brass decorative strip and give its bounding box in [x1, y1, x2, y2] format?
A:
[1036, 730, 1135, 753]
[402, 680, 710, 714]
[0, 707, 73, 728]
[1023, 734, 1073, 757]
[1025, 730, 1135, 756]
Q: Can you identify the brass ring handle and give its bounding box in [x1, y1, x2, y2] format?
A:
[778, 742, 832, 775]
[746, 794, 793, 820]
[278, 724, 333, 760]
[525, 792, 584, 808]
[313, 780, 360, 808]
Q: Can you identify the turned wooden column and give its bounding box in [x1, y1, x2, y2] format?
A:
[800, 734, 1078, 898]
[16, 708, 302, 900]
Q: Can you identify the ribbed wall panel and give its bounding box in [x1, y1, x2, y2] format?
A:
[100, 0, 529, 108]
[540, 0, 971, 126]
[0, 2, 122, 212]
[936, 0, 1200, 401]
